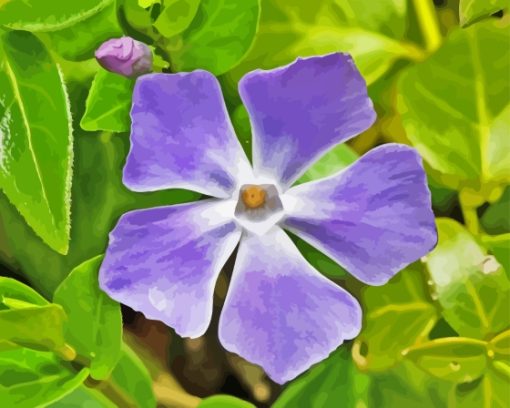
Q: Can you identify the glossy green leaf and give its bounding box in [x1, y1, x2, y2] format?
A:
[0, 348, 89, 408]
[0, 30, 73, 254]
[274, 347, 370, 408]
[404, 338, 488, 383]
[0, 0, 112, 31]
[81, 70, 135, 132]
[0, 304, 67, 352]
[153, 0, 200, 38]
[49, 385, 116, 407]
[449, 367, 509, 407]
[199, 395, 255, 408]
[481, 187, 510, 234]
[427, 219, 510, 339]
[398, 23, 510, 188]
[352, 264, 438, 371]
[460, 0, 508, 27]
[41, 3, 122, 61]
[168, 0, 260, 75]
[297, 144, 358, 184]
[109, 343, 157, 408]
[0, 31, 74, 249]
[228, 0, 420, 88]
[0, 277, 49, 309]
[54, 256, 122, 380]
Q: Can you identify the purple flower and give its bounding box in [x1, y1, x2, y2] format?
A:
[95, 36, 152, 78]
[99, 53, 436, 383]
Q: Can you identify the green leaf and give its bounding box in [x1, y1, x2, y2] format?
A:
[273, 347, 370, 408]
[449, 367, 509, 407]
[227, 0, 420, 88]
[168, 0, 260, 75]
[403, 338, 488, 383]
[481, 187, 510, 234]
[81, 70, 135, 132]
[482, 233, 510, 277]
[49, 385, 116, 407]
[0, 0, 112, 31]
[54, 256, 122, 380]
[109, 343, 157, 408]
[297, 143, 358, 184]
[41, 3, 123, 61]
[460, 0, 508, 27]
[490, 329, 510, 358]
[0, 277, 49, 308]
[0, 304, 67, 352]
[0, 348, 89, 408]
[153, 0, 201, 38]
[427, 218, 510, 339]
[352, 264, 438, 371]
[199, 395, 255, 408]
[0, 30, 73, 254]
[398, 23, 510, 189]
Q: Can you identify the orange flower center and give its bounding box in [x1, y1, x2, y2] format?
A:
[242, 185, 266, 209]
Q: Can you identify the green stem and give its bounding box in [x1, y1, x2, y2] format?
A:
[459, 194, 481, 236]
[86, 377, 139, 408]
[412, 0, 442, 52]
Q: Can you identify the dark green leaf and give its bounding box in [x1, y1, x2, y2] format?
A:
[398, 23, 510, 188]
[273, 347, 369, 408]
[0, 30, 73, 254]
[460, 0, 508, 27]
[41, 3, 122, 61]
[403, 338, 488, 383]
[0, 348, 89, 408]
[199, 395, 255, 408]
[54, 256, 122, 380]
[427, 219, 510, 339]
[481, 187, 510, 234]
[353, 264, 438, 371]
[169, 0, 260, 75]
[482, 233, 510, 278]
[0, 0, 112, 31]
[153, 0, 200, 38]
[81, 70, 135, 133]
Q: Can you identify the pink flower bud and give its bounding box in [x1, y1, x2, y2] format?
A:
[95, 37, 152, 78]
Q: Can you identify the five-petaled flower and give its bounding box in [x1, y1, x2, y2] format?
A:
[99, 53, 437, 384]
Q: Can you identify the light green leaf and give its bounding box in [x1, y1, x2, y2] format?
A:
[109, 343, 157, 408]
[482, 233, 510, 277]
[169, 0, 260, 75]
[449, 367, 509, 407]
[0, 277, 49, 308]
[228, 0, 420, 87]
[0, 304, 67, 352]
[404, 337, 488, 383]
[427, 218, 510, 339]
[41, 3, 122, 61]
[54, 256, 122, 380]
[154, 0, 201, 38]
[49, 385, 116, 407]
[0, 30, 73, 254]
[81, 70, 135, 132]
[490, 329, 510, 358]
[0, 348, 88, 408]
[352, 264, 438, 371]
[297, 143, 358, 184]
[398, 23, 510, 188]
[0, 0, 112, 32]
[199, 395, 255, 408]
[460, 0, 508, 27]
[274, 347, 369, 408]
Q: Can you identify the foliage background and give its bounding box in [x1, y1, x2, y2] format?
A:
[0, 0, 509, 407]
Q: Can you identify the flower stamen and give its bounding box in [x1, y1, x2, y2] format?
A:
[242, 185, 266, 209]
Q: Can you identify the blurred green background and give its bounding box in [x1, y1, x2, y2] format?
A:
[0, 0, 509, 407]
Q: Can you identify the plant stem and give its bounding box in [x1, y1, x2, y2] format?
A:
[153, 382, 201, 408]
[86, 377, 139, 408]
[459, 194, 481, 236]
[413, 0, 442, 52]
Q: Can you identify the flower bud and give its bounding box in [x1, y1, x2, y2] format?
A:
[95, 37, 153, 78]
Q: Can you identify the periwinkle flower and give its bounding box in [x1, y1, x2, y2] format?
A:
[95, 36, 152, 78]
[99, 53, 436, 383]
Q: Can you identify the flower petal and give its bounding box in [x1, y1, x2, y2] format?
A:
[219, 227, 361, 384]
[282, 144, 437, 285]
[99, 199, 241, 337]
[239, 53, 376, 187]
[125, 72, 252, 198]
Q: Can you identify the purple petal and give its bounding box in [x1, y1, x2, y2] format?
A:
[124, 72, 252, 198]
[99, 199, 241, 337]
[239, 53, 376, 187]
[219, 228, 361, 384]
[283, 144, 437, 285]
